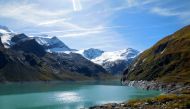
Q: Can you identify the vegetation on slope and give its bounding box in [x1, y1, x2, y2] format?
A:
[90, 86, 190, 109]
[122, 25, 190, 83]
[126, 94, 190, 108]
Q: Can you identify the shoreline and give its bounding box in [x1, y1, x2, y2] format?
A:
[122, 80, 188, 93]
[0, 79, 121, 84]
[90, 80, 190, 109]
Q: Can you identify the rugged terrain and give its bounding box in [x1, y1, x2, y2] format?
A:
[90, 87, 190, 109]
[91, 25, 190, 109]
[122, 25, 190, 84]
[77, 48, 139, 75]
[0, 26, 112, 82]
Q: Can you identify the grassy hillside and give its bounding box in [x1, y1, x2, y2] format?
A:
[122, 25, 190, 83]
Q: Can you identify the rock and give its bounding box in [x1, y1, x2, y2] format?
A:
[122, 80, 186, 92]
[120, 103, 125, 106]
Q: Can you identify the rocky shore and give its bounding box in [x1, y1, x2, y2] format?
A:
[89, 81, 190, 109]
[122, 80, 188, 93]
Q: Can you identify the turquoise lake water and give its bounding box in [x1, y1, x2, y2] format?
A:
[0, 82, 161, 109]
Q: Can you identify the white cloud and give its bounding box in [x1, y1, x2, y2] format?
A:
[0, 1, 117, 32]
[150, 7, 190, 23]
[117, 0, 158, 10]
[0, 1, 123, 52]
[151, 7, 179, 16]
[109, 0, 190, 24]
[0, 3, 71, 25]
[28, 25, 128, 38]
[60, 28, 128, 51]
[72, 0, 82, 11]
[60, 30, 103, 37]
[38, 18, 69, 26]
[1, 0, 189, 51]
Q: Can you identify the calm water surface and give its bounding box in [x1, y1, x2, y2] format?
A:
[0, 82, 161, 109]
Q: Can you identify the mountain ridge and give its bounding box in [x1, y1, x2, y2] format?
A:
[122, 25, 190, 84]
[34, 36, 71, 52]
[0, 26, 112, 82]
[76, 48, 104, 60]
[77, 48, 139, 75]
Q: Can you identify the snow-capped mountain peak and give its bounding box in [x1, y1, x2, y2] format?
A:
[0, 26, 72, 52]
[75, 48, 104, 59]
[92, 48, 139, 65]
[75, 48, 139, 74]
[0, 25, 12, 34]
[0, 25, 15, 48]
[33, 35, 71, 52]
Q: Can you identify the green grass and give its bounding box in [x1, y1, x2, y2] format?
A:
[124, 25, 190, 83]
[126, 93, 190, 109]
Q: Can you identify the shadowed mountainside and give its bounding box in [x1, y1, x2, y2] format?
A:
[0, 27, 112, 82]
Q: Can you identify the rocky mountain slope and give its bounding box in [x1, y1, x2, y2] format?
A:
[0, 26, 111, 82]
[77, 48, 139, 75]
[0, 26, 15, 48]
[76, 48, 104, 60]
[92, 48, 139, 75]
[0, 37, 3, 47]
[122, 25, 190, 84]
[0, 26, 72, 53]
[34, 36, 71, 52]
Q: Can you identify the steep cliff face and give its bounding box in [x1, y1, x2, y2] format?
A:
[0, 37, 3, 47]
[0, 26, 112, 82]
[0, 47, 111, 82]
[122, 25, 190, 84]
[34, 36, 71, 52]
[12, 39, 47, 57]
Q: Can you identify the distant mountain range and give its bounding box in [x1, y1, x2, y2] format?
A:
[77, 48, 139, 75]
[0, 25, 112, 82]
[0, 27, 72, 52]
[76, 48, 104, 60]
[122, 25, 190, 84]
[0, 25, 140, 82]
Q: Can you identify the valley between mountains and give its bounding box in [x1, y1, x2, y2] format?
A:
[0, 25, 138, 82]
[1, 25, 190, 109]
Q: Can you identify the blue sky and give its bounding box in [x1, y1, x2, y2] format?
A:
[0, 0, 190, 51]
